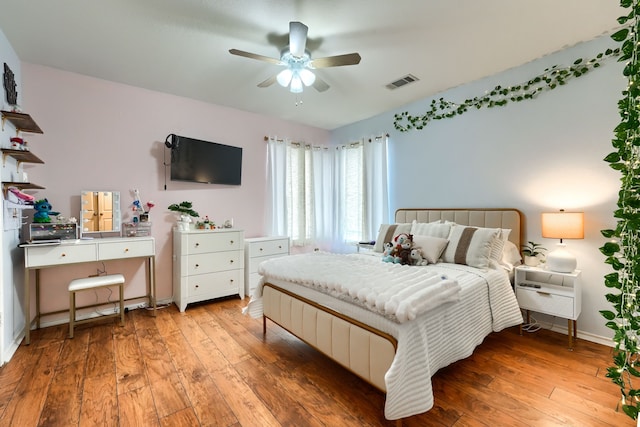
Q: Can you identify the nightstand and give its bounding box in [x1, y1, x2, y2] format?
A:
[514, 265, 582, 350]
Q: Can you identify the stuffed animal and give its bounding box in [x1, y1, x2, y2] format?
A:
[410, 248, 428, 266]
[33, 199, 60, 223]
[382, 241, 396, 263]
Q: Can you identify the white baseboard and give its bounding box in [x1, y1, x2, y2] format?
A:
[38, 297, 174, 329]
[546, 322, 614, 347]
[2, 338, 21, 365]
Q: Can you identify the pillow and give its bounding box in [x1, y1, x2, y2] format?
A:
[441, 226, 500, 268]
[373, 223, 411, 252]
[410, 220, 452, 239]
[412, 235, 449, 264]
[501, 240, 522, 266]
[489, 228, 511, 262]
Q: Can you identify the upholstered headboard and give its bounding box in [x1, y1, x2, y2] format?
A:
[395, 208, 523, 249]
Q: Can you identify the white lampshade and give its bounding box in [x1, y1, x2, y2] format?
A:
[276, 69, 293, 87]
[290, 73, 304, 93]
[541, 210, 584, 273]
[299, 69, 316, 86]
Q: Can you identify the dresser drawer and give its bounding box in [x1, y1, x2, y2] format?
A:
[99, 239, 155, 260]
[247, 238, 289, 258]
[184, 269, 242, 298]
[183, 232, 243, 254]
[516, 287, 575, 319]
[181, 250, 244, 276]
[26, 244, 98, 268]
[249, 254, 288, 274]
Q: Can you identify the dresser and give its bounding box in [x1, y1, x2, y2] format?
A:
[173, 228, 244, 312]
[21, 236, 156, 345]
[244, 236, 290, 296]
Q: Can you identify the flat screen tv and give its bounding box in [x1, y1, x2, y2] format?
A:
[168, 134, 242, 185]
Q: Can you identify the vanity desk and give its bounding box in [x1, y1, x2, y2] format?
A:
[21, 236, 156, 344]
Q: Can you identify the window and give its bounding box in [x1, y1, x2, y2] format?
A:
[267, 136, 387, 250]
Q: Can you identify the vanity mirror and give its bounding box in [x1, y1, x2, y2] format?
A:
[80, 191, 121, 235]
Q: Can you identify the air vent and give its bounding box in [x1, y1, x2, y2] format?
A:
[386, 74, 420, 90]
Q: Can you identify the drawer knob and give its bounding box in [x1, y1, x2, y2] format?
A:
[230, 259, 234, 264]
[259, 248, 263, 252]
[125, 248, 129, 252]
[230, 279, 234, 283]
[61, 253, 66, 257]
[195, 264, 199, 268]
[195, 284, 199, 288]
[230, 240, 234, 245]
[278, 245, 282, 249]
[195, 243, 200, 247]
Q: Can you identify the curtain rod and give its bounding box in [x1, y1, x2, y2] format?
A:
[264, 133, 389, 143]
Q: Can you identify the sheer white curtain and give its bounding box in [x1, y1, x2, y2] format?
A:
[362, 134, 389, 241]
[266, 137, 333, 247]
[266, 133, 388, 251]
[333, 135, 388, 250]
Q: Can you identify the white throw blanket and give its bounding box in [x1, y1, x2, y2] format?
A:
[256, 252, 460, 322]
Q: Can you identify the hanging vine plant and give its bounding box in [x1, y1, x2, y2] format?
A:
[600, 0, 640, 421]
[393, 48, 619, 132]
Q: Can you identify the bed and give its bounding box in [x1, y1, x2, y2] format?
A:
[244, 208, 524, 423]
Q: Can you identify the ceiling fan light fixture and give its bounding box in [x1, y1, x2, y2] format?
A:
[276, 69, 293, 87]
[299, 69, 316, 86]
[290, 74, 304, 93]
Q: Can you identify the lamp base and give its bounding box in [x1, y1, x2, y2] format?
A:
[546, 243, 576, 273]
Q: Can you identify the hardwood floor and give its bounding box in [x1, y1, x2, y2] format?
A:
[0, 296, 632, 426]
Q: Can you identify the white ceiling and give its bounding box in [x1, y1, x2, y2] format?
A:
[0, 1, 623, 130]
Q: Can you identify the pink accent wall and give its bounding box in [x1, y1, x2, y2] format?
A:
[21, 63, 329, 315]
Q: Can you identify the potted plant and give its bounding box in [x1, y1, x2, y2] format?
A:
[522, 241, 546, 267]
[168, 201, 199, 231]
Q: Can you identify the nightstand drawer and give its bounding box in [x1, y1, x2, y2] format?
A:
[247, 239, 289, 258]
[516, 287, 575, 319]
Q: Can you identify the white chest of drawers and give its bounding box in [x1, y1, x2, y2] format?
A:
[244, 236, 290, 296]
[173, 228, 244, 312]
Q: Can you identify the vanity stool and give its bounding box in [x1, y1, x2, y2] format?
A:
[68, 273, 125, 338]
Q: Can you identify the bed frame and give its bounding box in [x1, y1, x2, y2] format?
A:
[262, 208, 523, 424]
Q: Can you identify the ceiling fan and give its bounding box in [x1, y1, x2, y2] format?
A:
[229, 21, 361, 93]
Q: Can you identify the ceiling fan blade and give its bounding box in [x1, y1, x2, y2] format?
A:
[229, 49, 282, 65]
[257, 74, 278, 88]
[313, 76, 330, 92]
[289, 21, 308, 58]
[310, 53, 361, 68]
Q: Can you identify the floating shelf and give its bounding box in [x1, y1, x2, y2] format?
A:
[0, 111, 43, 134]
[2, 182, 45, 193]
[1, 149, 44, 166]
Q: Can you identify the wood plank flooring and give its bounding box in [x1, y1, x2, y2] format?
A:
[0, 296, 633, 426]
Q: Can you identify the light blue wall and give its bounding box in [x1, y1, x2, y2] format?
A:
[331, 34, 623, 343]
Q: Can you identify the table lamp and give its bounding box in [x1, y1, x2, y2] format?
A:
[541, 210, 584, 273]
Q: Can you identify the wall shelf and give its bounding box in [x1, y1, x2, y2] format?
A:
[1, 149, 44, 167]
[0, 111, 43, 134]
[2, 182, 45, 198]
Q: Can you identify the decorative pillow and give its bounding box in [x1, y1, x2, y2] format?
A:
[412, 235, 449, 264]
[441, 226, 500, 268]
[489, 228, 511, 262]
[373, 223, 411, 252]
[410, 220, 451, 239]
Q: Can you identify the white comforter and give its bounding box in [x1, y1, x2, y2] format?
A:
[244, 253, 523, 420]
[253, 252, 460, 323]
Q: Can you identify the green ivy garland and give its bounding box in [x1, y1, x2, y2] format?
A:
[600, 0, 640, 421]
[393, 48, 619, 132]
